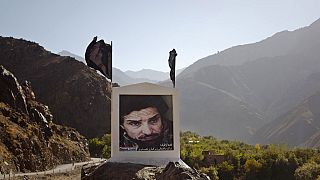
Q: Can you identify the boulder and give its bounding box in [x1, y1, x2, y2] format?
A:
[81, 161, 210, 180]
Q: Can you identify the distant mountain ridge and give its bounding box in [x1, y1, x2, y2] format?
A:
[179, 18, 320, 77]
[59, 50, 86, 63]
[170, 18, 320, 144]
[58, 50, 185, 85]
[125, 69, 168, 81]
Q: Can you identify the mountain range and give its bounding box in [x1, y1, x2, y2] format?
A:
[1, 18, 320, 148]
[170, 18, 320, 146]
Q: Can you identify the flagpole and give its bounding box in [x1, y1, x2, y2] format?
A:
[110, 41, 113, 83]
[173, 57, 176, 88]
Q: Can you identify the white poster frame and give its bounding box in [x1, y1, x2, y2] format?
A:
[109, 83, 180, 165]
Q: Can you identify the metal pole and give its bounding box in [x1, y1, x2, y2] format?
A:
[110, 41, 113, 82]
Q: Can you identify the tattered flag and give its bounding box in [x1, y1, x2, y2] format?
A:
[168, 49, 177, 88]
[85, 36, 112, 80]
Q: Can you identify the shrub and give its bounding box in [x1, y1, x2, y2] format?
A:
[294, 161, 320, 180]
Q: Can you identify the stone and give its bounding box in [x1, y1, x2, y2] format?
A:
[81, 161, 210, 180]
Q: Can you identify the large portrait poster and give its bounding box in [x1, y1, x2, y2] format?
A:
[119, 95, 174, 151]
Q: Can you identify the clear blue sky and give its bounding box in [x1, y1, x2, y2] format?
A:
[1, 0, 319, 72]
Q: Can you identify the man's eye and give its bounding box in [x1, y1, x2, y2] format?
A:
[149, 116, 160, 124]
[128, 121, 141, 127]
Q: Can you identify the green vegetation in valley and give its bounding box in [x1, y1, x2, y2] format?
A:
[88, 134, 111, 159]
[180, 131, 320, 180]
[88, 131, 320, 180]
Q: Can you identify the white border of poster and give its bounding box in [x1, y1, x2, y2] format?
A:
[109, 83, 180, 165]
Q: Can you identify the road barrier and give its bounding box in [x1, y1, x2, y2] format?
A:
[0, 159, 106, 179]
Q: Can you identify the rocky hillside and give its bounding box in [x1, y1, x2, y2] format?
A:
[0, 37, 111, 138]
[0, 66, 89, 173]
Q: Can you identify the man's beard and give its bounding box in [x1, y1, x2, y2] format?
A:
[137, 133, 161, 141]
[134, 133, 163, 148]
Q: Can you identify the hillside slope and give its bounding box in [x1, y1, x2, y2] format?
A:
[0, 66, 89, 173]
[0, 37, 111, 138]
[172, 18, 320, 141]
[251, 90, 320, 148]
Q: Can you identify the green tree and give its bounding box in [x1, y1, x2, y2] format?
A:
[88, 134, 111, 158]
[201, 166, 219, 180]
[244, 159, 262, 179]
[294, 161, 320, 180]
[101, 134, 111, 158]
[88, 138, 105, 157]
[218, 161, 234, 180]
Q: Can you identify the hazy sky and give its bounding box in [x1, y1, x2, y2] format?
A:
[1, 0, 319, 72]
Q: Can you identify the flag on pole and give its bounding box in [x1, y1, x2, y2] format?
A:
[168, 49, 177, 88]
[85, 36, 112, 80]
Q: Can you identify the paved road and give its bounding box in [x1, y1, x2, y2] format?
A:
[0, 158, 105, 179]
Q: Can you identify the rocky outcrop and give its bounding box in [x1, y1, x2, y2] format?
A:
[0, 36, 111, 138]
[0, 66, 90, 173]
[0, 66, 28, 115]
[81, 161, 210, 180]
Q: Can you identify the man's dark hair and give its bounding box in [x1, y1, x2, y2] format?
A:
[120, 95, 169, 124]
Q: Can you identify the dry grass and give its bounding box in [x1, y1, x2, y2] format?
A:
[0, 142, 10, 157]
[0, 102, 9, 110]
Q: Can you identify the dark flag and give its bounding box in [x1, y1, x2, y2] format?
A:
[168, 49, 177, 88]
[85, 36, 112, 80]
